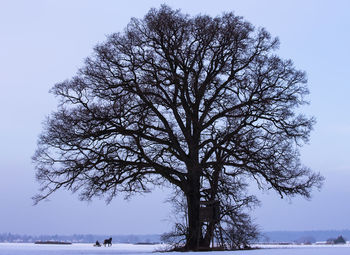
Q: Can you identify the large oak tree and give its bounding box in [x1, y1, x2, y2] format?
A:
[33, 6, 323, 250]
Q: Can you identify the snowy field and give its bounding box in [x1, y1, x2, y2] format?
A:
[1, 243, 350, 255]
[0, 243, 163, 255]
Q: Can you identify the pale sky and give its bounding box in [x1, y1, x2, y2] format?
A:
[0, 0, 350, 235]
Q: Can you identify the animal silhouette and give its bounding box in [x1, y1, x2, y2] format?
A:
[103, 237, 112, 247]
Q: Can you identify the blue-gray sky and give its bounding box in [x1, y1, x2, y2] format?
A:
[0, 0, 349, 235]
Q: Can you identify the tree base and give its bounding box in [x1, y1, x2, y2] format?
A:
[166, 245, 258, 252]
[168, 246, 225, 252]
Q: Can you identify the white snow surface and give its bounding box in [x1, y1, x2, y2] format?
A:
[1, 243, 350, 255]
[0, 243, 164, 255]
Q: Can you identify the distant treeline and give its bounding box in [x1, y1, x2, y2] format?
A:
[1, 230, 349, 243]
[260, 230, 350, 243]
[0, 233, 162, 243]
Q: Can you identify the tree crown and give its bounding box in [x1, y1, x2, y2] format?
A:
[33, 5, 323, 204]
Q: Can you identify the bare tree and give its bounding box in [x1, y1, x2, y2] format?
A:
[217, 211, 259, 250]
[162, 179, 259, 250]
[161, 189, 189, 249]
[214, 181, 260, 250]
[33, 5, 323, 250]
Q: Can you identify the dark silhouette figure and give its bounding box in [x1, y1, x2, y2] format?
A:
[94, 240, 101, 247]
[103, 237, 112, 247]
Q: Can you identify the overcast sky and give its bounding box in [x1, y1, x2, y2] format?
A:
[1, 0, 350, 235]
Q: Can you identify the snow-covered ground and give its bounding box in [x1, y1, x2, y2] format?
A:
[0, 243, 165, 255]
[1, 243, 350, 255]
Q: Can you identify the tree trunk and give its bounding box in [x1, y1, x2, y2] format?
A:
[200, 222, 215, 248]
[185, 175, 201, 251]
[199, 159, 221, 249]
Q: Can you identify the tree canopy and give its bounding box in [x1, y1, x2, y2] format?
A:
[33, 5, 323, 250]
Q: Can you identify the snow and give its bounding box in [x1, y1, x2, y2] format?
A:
[0, 243, 350, 255]
[0, 243, 165, 255]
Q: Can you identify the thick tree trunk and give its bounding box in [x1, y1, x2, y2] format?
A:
[185, 175, 201, 251]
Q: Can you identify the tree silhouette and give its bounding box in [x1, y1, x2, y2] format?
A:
[162, 179, 260, 250]
[33, 6, 323, 250]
